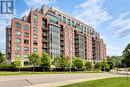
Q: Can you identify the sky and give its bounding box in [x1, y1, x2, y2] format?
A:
[0, 0, 130, 56]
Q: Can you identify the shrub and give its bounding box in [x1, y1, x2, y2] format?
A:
[128, 67, 130, 71]
[105, 64, 110, 72]
[94, 62, 101, 70]
[0, 64, 16, 71]
[73, 57, 83, 71]
[85, 62, 92, 71]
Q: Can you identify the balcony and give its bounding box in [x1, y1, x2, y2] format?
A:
[42, 26, 48, 31]
[60, 48, 64, 50]
[75, 37, 78, 40]
[60, 37, 64, 40]
[42, 39, 48, 42]
[75, 50, 79, 53]
[43, 45, 48, 48]
[75, 45, 78, 48]
[60, 32, 64, 35]
[75, 40, 79, 43]
[42, 33, 48, 37]
[60, 43, 64, 46]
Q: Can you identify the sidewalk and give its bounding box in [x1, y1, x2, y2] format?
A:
[28, 73, 122, 87]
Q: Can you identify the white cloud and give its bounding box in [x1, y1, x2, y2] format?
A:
[21, 0, 55, 17]
[20, 9, 30, 18]
[109, 12, 130, 38]
[24, 0, 55, 8]
[107, 45, 123, 56]
[75, 0, 112, 28]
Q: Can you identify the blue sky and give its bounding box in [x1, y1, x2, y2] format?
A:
[0, 0, 130, 56]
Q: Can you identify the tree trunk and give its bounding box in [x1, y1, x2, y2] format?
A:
[19, 67, 20, 72]
[33, 64, 35, 72]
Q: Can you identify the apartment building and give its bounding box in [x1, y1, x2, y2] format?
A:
[6, 5, 106, 66]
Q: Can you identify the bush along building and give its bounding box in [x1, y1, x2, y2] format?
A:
[6, 5, 106, 66]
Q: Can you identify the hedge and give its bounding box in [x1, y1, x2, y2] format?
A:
[0, 64, 16, 71]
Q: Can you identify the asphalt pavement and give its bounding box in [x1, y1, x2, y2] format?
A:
[0, 72, 123, 87]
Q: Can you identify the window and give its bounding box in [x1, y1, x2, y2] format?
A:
[67, 19, 71, 25]
[33, 27, 38, 32]
[16, 30, 21, 36]
[33, 34, 38, 39]
[24, 47, 29, 51]
[16, 22, 21, 28]
[15, 53, 21, 58]
[72, 21, 74, 27]
[47, 14, 58, 24]
[16, 38, 21, 43]
[24, 25, 29, 31]
[24, 32, 29, 37]
[16, 46, 21, 51]
[34, 21, 38, 27]
[24, 54, 29, 58]
[24, 39, 29, 44]
[42, 21, 47, 28]
[58, 14, 61, 21]
[33, 47, 38, 52]
[34, 14, 38, 20]
[63, 16, 66, 23]
[33, 41, 38, 46]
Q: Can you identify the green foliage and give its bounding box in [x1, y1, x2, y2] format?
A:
[85, 62, 92, 71]
[107, 57, 115, 69]
[52, 57, 70, 70]
[94, 62, 101, 70]
[101, 61, 110, 72]
[28, 53, 40, 72]
[0, 51, 5, 64]
[28, 53, 40, 65]
[122, 43, 130, 67]
[128, 67, 130, 71]
[73, 57, 83, 70]
[107, 56, 123, 68]
[60, 57, 70, 70]
[51, 57, 60, 68]
[41, 52, 51, 68]
[105, 64, 110, 72]
[13, 58, 21, 67]
[0, 64, 16, 71]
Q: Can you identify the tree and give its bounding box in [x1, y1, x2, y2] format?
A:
[28, 53, 40, 72]
[51, 57, 60, 68]
[41, 52, 51, 70]
[94, 62, 101, 70]
[101, 61, 107, 71]
[13, 57, 21, 72]
[122, 43, 130, 67]
[107, 57, 115, 69]
[85, 62, 92, 71]
[73, 57, 83, 71]
[59, 57, 70, 71]
[52, 57, 70, 71]
[101, 61, 110, 72]
[105, 63, 110, 72]
[0, 51, 5, 64]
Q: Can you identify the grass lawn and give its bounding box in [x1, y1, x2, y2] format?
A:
[60, 77, 130, 87]
[0, 71, 100, 76]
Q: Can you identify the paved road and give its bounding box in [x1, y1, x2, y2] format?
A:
[0, 73, 122, 87]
